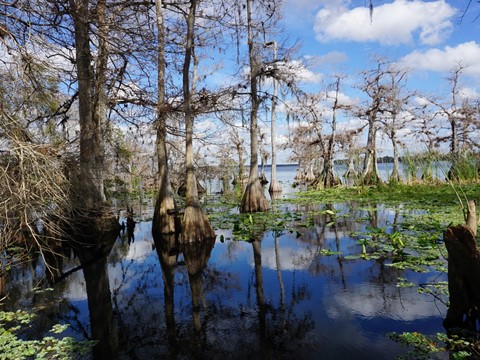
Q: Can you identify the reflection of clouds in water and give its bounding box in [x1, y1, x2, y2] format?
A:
[261, 245, 305, 271]
[124, 222, 155, 260]
[64, 271, 87, 302]
[64, 222, 156, 302]
[124, 237, 154, 261]
[325, 282, 446, 321]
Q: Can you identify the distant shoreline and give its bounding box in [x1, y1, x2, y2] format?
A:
[260, 163, 298, 168]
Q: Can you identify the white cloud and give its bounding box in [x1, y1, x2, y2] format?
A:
[413, 96, 430, 107]
[326, 280, 446, 321]
[459, 87, 480, 100]
[326, 90, 356, 107]
[291, 60, 324, 83]
[314, 0, 456, 46]
[399, 41, 480, 76]
[272, 60, 323, 85]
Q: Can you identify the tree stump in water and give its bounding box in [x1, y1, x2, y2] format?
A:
[443, 201, 479, 331]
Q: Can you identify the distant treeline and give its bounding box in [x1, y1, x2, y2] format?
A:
[334, 154, 453, 166]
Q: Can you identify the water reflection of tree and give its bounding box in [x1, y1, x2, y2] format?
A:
[249, 235, 315, 358]
[274, 231, 286, 314]
[71, 222, 119, 360]
[182, 237, 216, 356]
[153, 233, 179, 359]
[293, 202, 408, 296]
[294, 204, 347, 287]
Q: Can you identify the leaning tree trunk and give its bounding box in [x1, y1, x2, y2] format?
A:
[181, 0, 215, 243]
[153, 0, 177, 235]
[72, 0, 107, 211]
[241, 0, 269, 213]
[443, 200, 479, 332]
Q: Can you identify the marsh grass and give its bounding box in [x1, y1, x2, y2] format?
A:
[401, 152, 419, 183]
[449, 152, 479, 182]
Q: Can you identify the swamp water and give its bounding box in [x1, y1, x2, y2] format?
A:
[2, 166, 450, 359]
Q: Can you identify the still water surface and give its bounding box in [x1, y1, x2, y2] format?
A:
[2, 165, 449, 359]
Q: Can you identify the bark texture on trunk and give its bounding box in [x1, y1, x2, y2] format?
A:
[72, 0, 107, 210]
[70, 0, 109, 211]
[443, 201, 479, 332]
[241, 0, 269, 213]
[268, 43, 281, 195]
[181, 0, 215, 242]
[153, 0, 177, 235]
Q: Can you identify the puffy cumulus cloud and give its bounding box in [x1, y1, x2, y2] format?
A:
[295, 64, 324, 84]
[399, 41, 480, 76]
[314, 0, 456, 46]
[276, 59, 323, 84]
[459, 87, 480, 99]
[326, 89, 356, 107]
[413, 96, 430, 107]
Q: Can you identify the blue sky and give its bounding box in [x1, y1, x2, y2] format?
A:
[281, 0, 480, 93]
[248, 0, 479, 163]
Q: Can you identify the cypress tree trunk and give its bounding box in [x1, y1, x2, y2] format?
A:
[72, 0, 107, 210]
[320, 77, 341, 188]
[390, 129, 401, 183]
[153, 0, 177, 235]
[443, 201, 479, 331]
[181, 0, 215, 242]
[268, 43, 281, 195]
[241, 0, 269, 213]
[362, 115, 382, 185]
